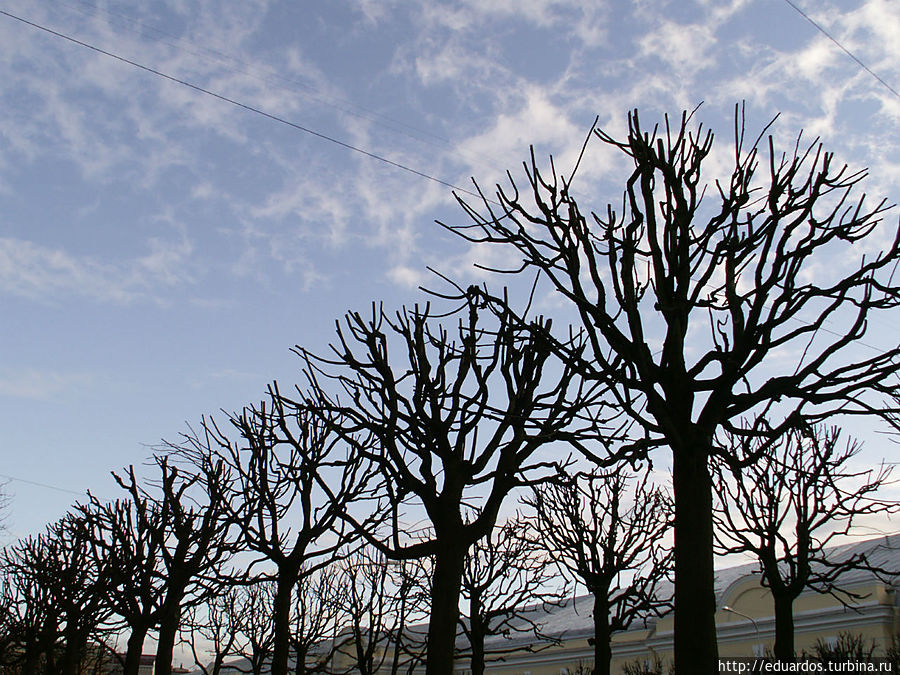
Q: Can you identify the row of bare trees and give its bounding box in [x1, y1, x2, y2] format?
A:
[2, 105, 900, 675]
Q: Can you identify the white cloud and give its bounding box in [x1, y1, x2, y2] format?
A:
[0, 367, 94, 400]
[0, 235, 194, 304]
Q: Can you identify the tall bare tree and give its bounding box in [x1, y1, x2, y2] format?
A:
[299, 291, 601, 675]
[443, 106, 900, 670]
[714, 424, 897, 660]
[459, 518, 566, 675]
[523, 469, 672, 675]
[174, 389, 371, 675]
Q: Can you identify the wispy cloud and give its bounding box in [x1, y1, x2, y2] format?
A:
[0, 234, 193, 304]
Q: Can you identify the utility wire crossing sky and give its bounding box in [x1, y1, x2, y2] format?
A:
[1, 0, 899, 537]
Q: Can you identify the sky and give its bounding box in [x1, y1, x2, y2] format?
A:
[1, 0, 900, 541]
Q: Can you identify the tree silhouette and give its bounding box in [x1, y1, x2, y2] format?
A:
[79, 488, 169, 675]
[458, 518, 566, 675]
[299, 291, 600, 675]
[335, 549, 426, 675]
[714, 424, 897, 660]
[174, 390, 372, 675]
[523, 470, 672, 675]
[181, 587, 245, 675]
[443, 106, 900, 670]
[1, 534, 63, 674]
[111, 455, 232, 675]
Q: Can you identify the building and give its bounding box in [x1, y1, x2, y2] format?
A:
[471, 534, 900, 674]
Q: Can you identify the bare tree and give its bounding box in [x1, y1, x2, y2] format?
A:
[231, 580, 277, 675]
[0, 535, 61, 675]
[181, 587, 245, 675]
[335, 548, 427, 675]
[0, 514, 114, 675]
[458, 519, 567, 675]
[523, 470, 672, 675]
[442, 106, 900, 670]
[78, 491, 167, 675]
[287, 565, 343, 675]
[111, 455, 232, 675]
[47, 513, 116, 675]
[714, 424, 897, 660]
[174, 389, 371, 675]
[299, 291, 601, 675]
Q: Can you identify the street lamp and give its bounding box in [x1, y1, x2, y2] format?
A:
[722, 605, 762, 656]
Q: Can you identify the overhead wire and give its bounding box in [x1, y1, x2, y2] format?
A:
[0, 472, 86, 497]
[0, 8, 493, 202]
[56, 0, 462, 152]
[782, 0, 900, 100]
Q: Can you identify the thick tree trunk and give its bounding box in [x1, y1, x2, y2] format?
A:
[672, 445, 718, 674]
[272, 567, 299, 675]
[123, 624, 149, 675]
[773, 593, 795, 661]
[156, 584, 186, 675]
[592, 592, 612, 675]
[425, 547, 466, 675]
[59, 625, 86, 675]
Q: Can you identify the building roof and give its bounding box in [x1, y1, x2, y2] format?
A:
[481, 533, 900, 648]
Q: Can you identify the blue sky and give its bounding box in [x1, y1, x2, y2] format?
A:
[2, 0, 900, 540]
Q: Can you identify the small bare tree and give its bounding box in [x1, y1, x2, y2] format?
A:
[523, 469, 673, 675]
[232, 580, 277, 675]
[181, 587, 245, 675]
[174, 389, 372, 675]
[287, 565, 343, 675]
[335, 548, 428, 675]
[714, 424, 897, 660]
[458, 519, 566, 675]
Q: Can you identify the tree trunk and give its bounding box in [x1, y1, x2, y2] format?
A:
[469, 592, 486, 675]
[155, 596, 184, 675]
[425, 547, 466, 675]
[591, 591, 612, 675]
[123, 624, 149, 675]
[773, 593, 795, 661]
[272, 567, 299, 675]
[672, 444, 718, 674]
[59, 625, 85, 675]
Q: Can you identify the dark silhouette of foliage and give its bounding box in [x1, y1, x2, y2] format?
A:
[441, 105, 900, 670]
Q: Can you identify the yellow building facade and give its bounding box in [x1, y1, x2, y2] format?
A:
[472, 535, 900, 674]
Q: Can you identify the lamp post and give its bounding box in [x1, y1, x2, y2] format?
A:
[722, 605, 762, 656]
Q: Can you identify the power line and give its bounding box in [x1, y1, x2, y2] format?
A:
[782, 0, 900, 100]
[0, 8, 488, 200]
[58, 0, 460, 151]
[0, 472, 86, 497]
